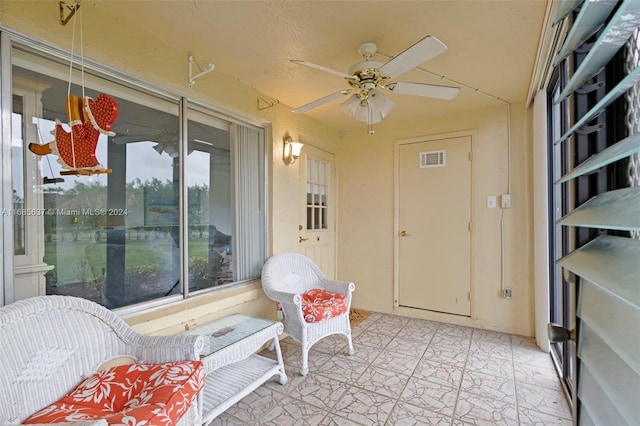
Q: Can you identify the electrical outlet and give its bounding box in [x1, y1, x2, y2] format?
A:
[503, 288, 512, 298]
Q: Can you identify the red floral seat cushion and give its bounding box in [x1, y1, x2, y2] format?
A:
[301, 288, 347, 323]
[23, 360, 203, 425]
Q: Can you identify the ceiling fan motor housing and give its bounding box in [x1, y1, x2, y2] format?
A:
[358, 42, 378, 59]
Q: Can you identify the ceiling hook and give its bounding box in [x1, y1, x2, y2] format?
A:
[59, 0, 80, 26]
[257, 96, 280, 111]
[188, 55, 215, 88]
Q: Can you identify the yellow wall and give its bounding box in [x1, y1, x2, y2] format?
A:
[0, 2, 340, 334]
[338, 103, 534, 336]
[1, 2, 535, 337]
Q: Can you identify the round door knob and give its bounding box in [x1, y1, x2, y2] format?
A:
[398, 230, 409, 237]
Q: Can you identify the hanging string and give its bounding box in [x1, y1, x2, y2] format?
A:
[66, 6, 78, 170]
[79, 3, 85, 98]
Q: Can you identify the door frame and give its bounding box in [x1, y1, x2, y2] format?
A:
[393, 130, 478, 319]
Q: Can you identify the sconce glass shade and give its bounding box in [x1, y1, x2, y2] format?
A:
[341, 89, 396, 124]
[283, 136, 304, 165]
[290, 141, 304, 157]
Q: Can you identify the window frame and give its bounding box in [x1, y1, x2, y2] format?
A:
[0, 28, 269, 312]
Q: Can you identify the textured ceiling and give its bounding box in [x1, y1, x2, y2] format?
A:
[92, 0, 548, 133]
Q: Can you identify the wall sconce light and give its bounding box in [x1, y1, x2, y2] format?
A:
[283, 136, 304, 165]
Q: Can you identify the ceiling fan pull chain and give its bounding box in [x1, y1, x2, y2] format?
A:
[367, 102, 375, 135]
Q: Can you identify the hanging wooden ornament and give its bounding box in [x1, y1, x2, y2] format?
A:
[29, 94, 118, 175]
[28, 1, 119, 176]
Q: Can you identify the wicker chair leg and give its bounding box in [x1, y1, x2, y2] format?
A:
[300, 344, 310, 376]
[346, 333, 355, 356]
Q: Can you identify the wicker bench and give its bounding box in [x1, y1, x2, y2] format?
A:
[0, 296, 205, 425]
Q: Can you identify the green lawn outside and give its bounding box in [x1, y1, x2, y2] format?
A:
[45, 236, 209, 285]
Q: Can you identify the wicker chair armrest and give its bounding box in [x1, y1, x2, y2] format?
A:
[133, 334, 204, 363]
[321, 279, 355, 297]
[264, 289, 301, 305]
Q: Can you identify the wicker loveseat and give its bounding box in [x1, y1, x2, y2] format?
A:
[0, 296, 205, 425]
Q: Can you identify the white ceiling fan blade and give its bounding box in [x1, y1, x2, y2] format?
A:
[292, 90, 350, 113]
[290, 60, 356, 80]
[379, 36, 447, 79]
[388, 81, 460, 100]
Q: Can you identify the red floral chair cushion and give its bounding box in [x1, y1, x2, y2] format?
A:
[301, 288, 347, 323]
[23, 360, 203, 425]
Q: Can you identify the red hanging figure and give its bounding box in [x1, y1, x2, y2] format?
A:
[29, 93, 118, 175]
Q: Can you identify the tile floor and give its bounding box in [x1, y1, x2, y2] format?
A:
[211, 312, 573, 425]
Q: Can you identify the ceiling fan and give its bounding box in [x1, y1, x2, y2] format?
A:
[291, 35, 460, 134]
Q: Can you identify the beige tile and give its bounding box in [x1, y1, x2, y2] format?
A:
[461, 369, 516, 401]
[386, 336, 430, 358]
[355, 365, 410, 398]
[400, 376, 458, 417]
[370, 350, 420, 376]
[212, 312, 572, 425]
[454, 390, 519, 425]
[465, 351, 515, 380]
[423, 343, 469, 367]
[343, 344, 381, 365]
[516, 381, 572, 419]
[332, 386, 396, 425]
[469, 339, 513, 361]
[315, 356, 368, 383]
[413, 357, 464, 388]
[318, 414, 365, 426]
[472, 328, 513, 344]
[513, 361, 563, 391]
[388, 400, 452, 425]
[286, 372, 349, 410]
[352, 330, 394, 349]
[518, 407, 573, 425]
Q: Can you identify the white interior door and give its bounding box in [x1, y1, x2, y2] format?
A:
[397, 135, 472, 316]
[299, 145, 336, 278]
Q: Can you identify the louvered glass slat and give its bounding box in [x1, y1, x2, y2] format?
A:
[555, 65, 640, 144]
[553, 0, 584, 26]
[556, 133, 640, 183]
[579, 279, 640, 375]
[578, 359, 631, 426]
[554, 0, 618, 65]
[557, 235, 640, 309]
[557, 1, 640, 103]
[578, 323, 640, 425]
[557, 187, 640, 230]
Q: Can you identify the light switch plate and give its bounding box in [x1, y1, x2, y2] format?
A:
[501, 194, 511, 208]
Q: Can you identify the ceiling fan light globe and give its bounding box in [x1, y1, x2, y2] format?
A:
[368, 89, 395, 113]
[341, 95, 361, 116]
[352, 103, 383, 124]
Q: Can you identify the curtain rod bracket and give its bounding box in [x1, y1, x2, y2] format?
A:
[59, 1, 80, 26]
[189, 55, 215, 88]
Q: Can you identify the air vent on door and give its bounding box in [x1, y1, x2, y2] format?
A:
[420, 150, 446, 168]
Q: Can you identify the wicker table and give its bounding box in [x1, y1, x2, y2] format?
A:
[182, 314, 287, 425]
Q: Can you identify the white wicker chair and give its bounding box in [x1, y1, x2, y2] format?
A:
[0, 295, 204, 425]
[261, 253, 355, 376]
